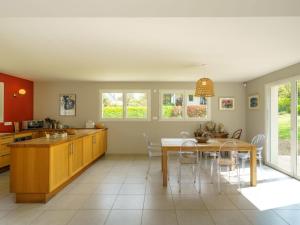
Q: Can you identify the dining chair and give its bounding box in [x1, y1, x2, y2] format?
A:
[177, 140, 201, 193]
[214, 140, 241, 193]
[142, 132, 161, 179]
[238, 134, 265, 170]
[231, 129, 242, 139]
[180, 131, 190, 138]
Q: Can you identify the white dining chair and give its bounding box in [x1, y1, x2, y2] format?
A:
[142, 132, 161, 179]
[177, 140, 201, 193]
[180, 131, 190, 138]
[239, 134, 265, 170]
[214, 140, 241, 193]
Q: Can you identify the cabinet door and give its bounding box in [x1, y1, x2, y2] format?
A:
[0, 154, 10, 168]
[98, 131, 105, 155]
[103, 129, 108, 153]
[83, 135, 93, 165]
[99, 129, 108, 155]
[0, 136, 13, 167]
[50, 143, 70, 191]
[0, 143, 11, 156]
[92, 134, 100, 159]
[70, 139, 83, 175]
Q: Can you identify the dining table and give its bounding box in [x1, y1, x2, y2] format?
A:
[161, 138, 257, 187]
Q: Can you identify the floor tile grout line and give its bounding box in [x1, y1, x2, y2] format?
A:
[102, 194, 118, 225]
[272, 208, 292, 225]
[199, 184, 218, 225]
[139, 177, 148, 225]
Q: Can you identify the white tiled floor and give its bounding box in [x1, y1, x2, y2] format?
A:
[0, 155, 300, 224]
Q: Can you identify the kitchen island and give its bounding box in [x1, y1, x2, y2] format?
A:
[9, 128, 107, 203]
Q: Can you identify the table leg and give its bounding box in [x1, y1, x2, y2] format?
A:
[250, 146, 257, 186]
[162, 148, 168, 186]
[161, 149, 163, 172]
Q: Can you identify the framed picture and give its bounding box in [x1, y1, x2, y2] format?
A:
[248, 94, 259, 109]
[59, 94, 76, 116]
[219, 97, 235, 110]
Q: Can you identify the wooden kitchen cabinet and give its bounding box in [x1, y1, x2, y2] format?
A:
[92, 133, 101, 159]
[51, 139, 84, 190]
[50, 143, 70, 191]
[0, 155, 10, 168]
[83, 135, 93, 166]
[100, 129, 107, 154]
[69, 138, 83, 176]
[103, 129, 108, 153]
[93, 129, 107, 159]
[0, 136, 14, 168]
[10, 129, 108, 203]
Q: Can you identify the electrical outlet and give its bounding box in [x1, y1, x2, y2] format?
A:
[4, 122, 12, 126]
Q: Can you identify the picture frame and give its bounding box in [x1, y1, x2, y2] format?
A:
[219, 97, 235, 110]
[248, 94, 259, 109]
[59, 94, 76, 116]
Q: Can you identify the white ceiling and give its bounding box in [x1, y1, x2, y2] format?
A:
[1, 0, 300, 16]
[0, 17, 300, 82]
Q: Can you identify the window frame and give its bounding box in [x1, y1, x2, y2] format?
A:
[159, 89, 211, 121]
[100, 89, 151, 121]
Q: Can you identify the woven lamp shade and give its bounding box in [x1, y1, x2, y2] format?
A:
[195, 78, 214, 97]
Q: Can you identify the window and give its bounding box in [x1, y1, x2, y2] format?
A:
[161, 92, 184, 119]
[160, 90, 211, 121]
[126, 92, 148, 119]
[102, 92, 123, 119]
[101, 90, 150, 120]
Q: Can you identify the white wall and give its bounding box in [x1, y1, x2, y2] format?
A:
[34, 81, 246, 154]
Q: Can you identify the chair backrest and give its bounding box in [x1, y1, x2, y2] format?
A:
[218, 140, 239, 164]
[179, 140, 199, 160]
[180, 131, 190, 138]
[142, 132, 151, 146]
[251, 134, 265, 153]
[231, 129, 242, 139]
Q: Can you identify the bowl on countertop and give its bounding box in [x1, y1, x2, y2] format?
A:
[66, 129, 76, 135]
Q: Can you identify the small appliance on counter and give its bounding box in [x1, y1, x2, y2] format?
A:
[85, 120, 95, 128]
[13, 122, 20, 132]
[22, 120, 44, 130]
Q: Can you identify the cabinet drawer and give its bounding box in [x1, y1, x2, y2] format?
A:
[0, 136, 14, 144]
[0, 154, 10, 168]
[0, 144, 10, 156]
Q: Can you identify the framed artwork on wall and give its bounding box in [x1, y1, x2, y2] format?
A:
[248, 94, 259, 109]
[219, 97, 235, 110]
[59, 94, 76, 116]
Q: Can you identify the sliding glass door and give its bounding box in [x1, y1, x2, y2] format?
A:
[267, 77, 300, 178]
[269, 82, 292, 173]
[297, 81, 300, 177]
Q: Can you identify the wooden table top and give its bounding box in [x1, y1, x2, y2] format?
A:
[161, 138, 255, 151]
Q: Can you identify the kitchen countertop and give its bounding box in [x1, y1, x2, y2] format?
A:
[9, 128, 106, 147]
[0, 133, 14, 137]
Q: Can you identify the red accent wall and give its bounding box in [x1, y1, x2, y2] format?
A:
[0, 73, 33, 132]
